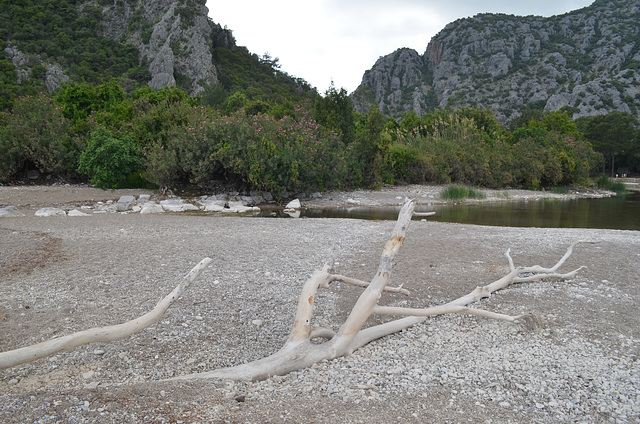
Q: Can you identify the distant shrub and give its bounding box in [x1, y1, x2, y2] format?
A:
[440, 185, 486, 200]
[596, 175, 627, 193]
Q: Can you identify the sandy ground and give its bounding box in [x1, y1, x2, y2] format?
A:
[0, 184, 638, 423]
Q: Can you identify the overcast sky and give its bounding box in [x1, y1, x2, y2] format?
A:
[205, 1, 594, 94]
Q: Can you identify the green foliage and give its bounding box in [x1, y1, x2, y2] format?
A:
[211, 45, 317, 116]
[0, 59, 19, 110]
[577, 111, 638, 176]
[53, 78, 133, 136]
[144, 104, 348, 195]
[0, 0, 148, 88]
[314, 83, 356, 144]
[595, 175, 627, 193]
[77, 127, 142, 189]
[387, 109, 602, 190]
[440, 185, 486, 200]
[352, 104, 393, 188]
[0, 93, 73, 181]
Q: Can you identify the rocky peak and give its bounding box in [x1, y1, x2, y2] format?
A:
[352, 0, 640, 124]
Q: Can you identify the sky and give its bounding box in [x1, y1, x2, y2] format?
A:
[205, 0, 595, 94]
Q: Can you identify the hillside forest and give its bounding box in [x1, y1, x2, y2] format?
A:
[1, 1, 639, 194]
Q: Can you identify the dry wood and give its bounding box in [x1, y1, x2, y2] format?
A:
[0, 258, 213, 369]
[2, 198, 587, 383]
[173, 199, 585, 382]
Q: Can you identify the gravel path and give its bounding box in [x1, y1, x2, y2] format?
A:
[0, 185, 638, 423]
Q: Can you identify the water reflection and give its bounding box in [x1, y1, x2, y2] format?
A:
[281, 193, 639, 231]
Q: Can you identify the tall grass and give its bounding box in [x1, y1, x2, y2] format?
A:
[440, 185, 487, 200]
[596, 175, 627, 193]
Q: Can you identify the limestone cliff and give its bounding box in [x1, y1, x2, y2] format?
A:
[352, 0, 640, 123]
[98, 0, 233, 95]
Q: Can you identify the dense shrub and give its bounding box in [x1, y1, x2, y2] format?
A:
[77, 127, 142, 189]
[388, 110, 602, 190]
[0, 94, 73, 181]
[145, 105, 349, 195]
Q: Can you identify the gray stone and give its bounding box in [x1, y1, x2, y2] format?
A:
[27, 170, 40, 180]
[224, 201, 260, 214]
[0, 206, 24, 217]
[68, 209, 91, 217]
[116, 195, 136, 211]
[160, 199, 199, 212]
[202, 200, 225, 212]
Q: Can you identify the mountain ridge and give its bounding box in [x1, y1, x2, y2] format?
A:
[351, 0, 640, 124]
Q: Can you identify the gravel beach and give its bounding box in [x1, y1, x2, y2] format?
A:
[0, 184, 638, 423]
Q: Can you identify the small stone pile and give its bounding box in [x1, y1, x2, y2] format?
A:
[0, 191, 301, 217]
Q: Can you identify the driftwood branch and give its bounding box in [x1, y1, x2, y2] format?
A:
[172, 199, 586, 382]
[0, 258, 213, 369]
[2, 198, 587, 384]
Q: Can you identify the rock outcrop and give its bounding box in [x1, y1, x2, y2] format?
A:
[352, 0, 640, 124]
[98, 0, 234, 95]
[4, 0, 234, 96]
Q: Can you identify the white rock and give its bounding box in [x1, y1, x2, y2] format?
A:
[160, 199, 199, 212]
[204, 203, 225, 212]
[285, 199, 301, 209]
[140, 202, 165, 214]
[0, 206, 24, 217]
[35, 207, 66, 217]
[68, 209, 91, 217]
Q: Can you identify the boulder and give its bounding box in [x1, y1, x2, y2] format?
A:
[140, 202, 165, 214]
[225, 201, 260, 214]
[160, 199, 199, 212]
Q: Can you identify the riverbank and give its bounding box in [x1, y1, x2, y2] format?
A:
[0, 183, 615, 212]
[1, 184, 638, 423]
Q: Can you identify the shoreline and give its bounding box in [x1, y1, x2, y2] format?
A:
[0, 183, 616, 212]
[0, 185, 638, 422]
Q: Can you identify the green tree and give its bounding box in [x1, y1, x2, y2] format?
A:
[0, 59, 18, 110]
[313, 82, 356, 144]
[455, 107, 506, 141]
[355, 103, 392, 188]
[577, 112, 638, 176]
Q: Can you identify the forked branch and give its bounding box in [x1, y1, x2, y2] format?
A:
[2, 199, 587, 385]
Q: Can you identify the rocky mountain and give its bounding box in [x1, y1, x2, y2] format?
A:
[98, 0, 233, 95]
[3, 0, 241, 96]
[351, 0, 640, 124]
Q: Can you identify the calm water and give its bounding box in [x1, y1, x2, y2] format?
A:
[273, 192, 640, 231]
